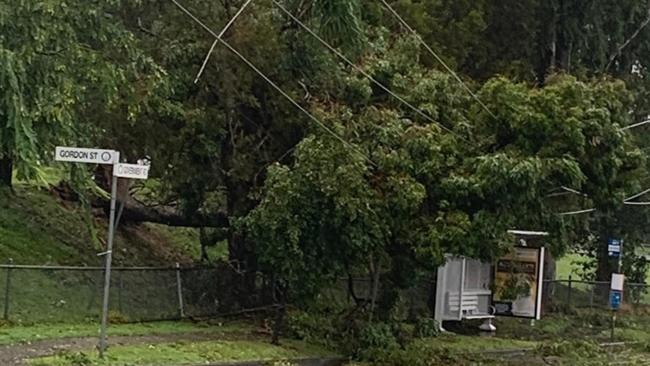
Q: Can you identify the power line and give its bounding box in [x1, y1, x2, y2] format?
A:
[194, 0, 254, 83]
[624, 201, 650, 206]
[621, 119, 650, 131]
[272, 0, 461, 139]
[624, 187, 650, 202]
[546, 186, 588, 198]
[556, 187, 650, 215]
[170, 0, 376, 167]
[378, 0, 498, 121]
[558, 208, 596, 216]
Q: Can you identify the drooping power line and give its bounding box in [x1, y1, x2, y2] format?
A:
[558, 208, 596, 216]
[621, 119, 650, 131]
[194, 0, 255, 83]
[272, 0, 461, 139]
[378, 0, 498, 121]
[169, 0, 376, 166]
[557, 186, 650, 215]
[624, 187, 650, 202]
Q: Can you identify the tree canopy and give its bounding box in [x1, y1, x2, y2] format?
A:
[4, 0, 650, 302]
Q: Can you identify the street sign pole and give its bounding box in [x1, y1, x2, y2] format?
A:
[618, 241, 623, 274]
[54, 146, 148, 358]
[99, 152, 119, 358]
[609, 273, 624, 341]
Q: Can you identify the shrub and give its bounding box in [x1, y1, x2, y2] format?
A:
[108, 310, 130, 324]
[413, 317, 440, 338]
[368, 340, 463, 366]
[536, 340, 600, 358]
[285, 310, 336, 347]
[60, 351, 92, 366]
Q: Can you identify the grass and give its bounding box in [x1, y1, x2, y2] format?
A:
[555, 253, 591, 280]
[0, 320, 251, 346]
[0, 182, 221, 324]
[0, 261, 191, 323]
[556, 252, 650, 283]
[30, 339, 334, 366]
[414, 334, 537, 352]
[0, 185, 200, 266]
[143, 224, 229, 262]
[0, 187, 97, 265]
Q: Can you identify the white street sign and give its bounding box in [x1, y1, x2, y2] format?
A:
[114, 163, 149, 180]
[611, 273, 625, 291]
[55, 146, 117, 165]
[54, 145, 150, 357]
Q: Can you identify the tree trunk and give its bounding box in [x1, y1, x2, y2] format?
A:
[368, 253, 381, 322]
[0, 156, 12, 187]
[596, 214, 619, 282]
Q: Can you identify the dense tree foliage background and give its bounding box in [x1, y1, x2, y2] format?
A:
[4, 0, 650, 307]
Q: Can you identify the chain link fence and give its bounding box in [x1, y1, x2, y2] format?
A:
[319, 276, 434, 320]
[0, 264, 271, 324]
[4, 263, 649, 325]
[320, 276, 650, 319]
[543, 278, 650, 312]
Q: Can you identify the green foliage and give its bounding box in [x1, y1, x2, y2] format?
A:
[108, 311, 130, 325]
[0, 187, 196, 266]
[0, 0, 166, 185]
[0, 320, 249, 346]
[413, 317, 440, 338]
[285, 311, 337, 347]
[60, 352, 92, 366]
[247, 68, 640, 304]
[31, 339, 334, 366]
[536, 340, 601, 359]
[352, 322, 400, 361]
[6, 2, 650, 350]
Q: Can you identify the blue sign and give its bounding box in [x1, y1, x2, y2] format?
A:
[610, 290, 622, 311]
[608, 239, 622, 258]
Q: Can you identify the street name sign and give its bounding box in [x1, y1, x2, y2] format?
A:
[55, 147, 117, 165]
[53, 145, 150, 357]
[114, 163, 149, 180]
[608, 238, 622, 257]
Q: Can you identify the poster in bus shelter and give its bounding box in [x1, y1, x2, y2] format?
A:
[492, 246, 545, 320]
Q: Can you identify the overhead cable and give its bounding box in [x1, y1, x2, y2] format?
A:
[194, 0, 255, 83]
[378, 0, 497, 121]
[170, 0, 376, 166]
[272, 0, 461, 139]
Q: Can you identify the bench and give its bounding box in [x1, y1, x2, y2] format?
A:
[447, 290, 494, 318]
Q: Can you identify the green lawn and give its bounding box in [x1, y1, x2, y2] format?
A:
[556, 252, 650, 283]
[29, 339, 334, 366]
[0, 185, 200, 266]
[412, 334, 537, 352]
[555, 253, 591, 279]
[0, 320, 250, 345]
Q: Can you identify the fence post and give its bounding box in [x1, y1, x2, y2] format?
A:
[118, 270, 124, 314]
[3, 259, 13, 321]
[175, 263, 185, 318]
[567, 275, 573, 310]
[589, 282, 595, 308]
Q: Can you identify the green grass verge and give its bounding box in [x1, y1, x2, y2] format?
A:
[0, 185, 199, 266]
[556, 252, 650, 283]
[426, 334, 537, 352]
[0, 320, 251, 346]
[555, 253, 591, 280]
[29, 339, 334, 366]
[0, 185, 220, 324]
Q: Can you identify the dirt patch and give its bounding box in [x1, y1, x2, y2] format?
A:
[0, 331, 244, 366]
